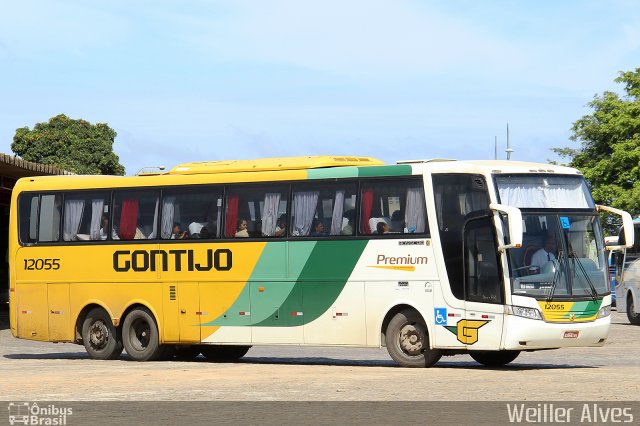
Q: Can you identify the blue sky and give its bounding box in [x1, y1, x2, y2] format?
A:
[1, 0, 639, 174]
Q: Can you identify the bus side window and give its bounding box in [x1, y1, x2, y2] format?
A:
[160, 188, 224, 239]
[224, 185, 288, 238]
[290, 182, 357, 237]
[18, 194, 39, 244]
[62, 192, 111, 241]
[359, 179, 428, 236]
[112, 190, 160, 240]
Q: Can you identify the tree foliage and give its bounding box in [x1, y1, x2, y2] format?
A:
[553, 68, 640, 223]
[11, 114, 125, 175]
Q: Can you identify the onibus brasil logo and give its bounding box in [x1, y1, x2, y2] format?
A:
[8, 402, 73, 425]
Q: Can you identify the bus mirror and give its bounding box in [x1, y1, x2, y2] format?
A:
[489, 203, 523, 252]
[597, 205, 634, 250]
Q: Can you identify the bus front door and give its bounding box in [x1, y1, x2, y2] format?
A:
[462, 216, 505, 350]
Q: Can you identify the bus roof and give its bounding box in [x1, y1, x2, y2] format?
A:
[167, 156, 384, 175]
[12, 157, 585, 193]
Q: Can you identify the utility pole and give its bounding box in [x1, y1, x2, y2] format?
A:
[494, 136, 498, 160]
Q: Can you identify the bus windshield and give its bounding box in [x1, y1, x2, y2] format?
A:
[507, 213, 608, 299]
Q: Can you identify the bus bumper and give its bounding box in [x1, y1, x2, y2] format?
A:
[502, 315, 611, 350]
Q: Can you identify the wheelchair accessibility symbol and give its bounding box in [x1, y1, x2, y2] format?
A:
[434, 308, 447, 325]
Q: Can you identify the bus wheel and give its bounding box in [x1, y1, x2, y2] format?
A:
[122, 308, 164, 361]
[385, 309, 441, 368]
[627, 295, 640, 325]
[81, 308, 123, 360]
[200, 345, 251, 361]
[470, 350, 520, 367]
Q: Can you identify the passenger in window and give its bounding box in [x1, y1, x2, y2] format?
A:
[235, 218, 249, 238]
[341, 209, 355, 235]
[376, 222, 390, 235]
[310, 219, 325, 237]
[171, 222, 189, 240]
[100, 214, 110, 240]
[275, 214, 287, 237]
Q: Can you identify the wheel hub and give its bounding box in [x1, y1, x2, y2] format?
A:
[399, 323, 425, 356]
[89, 320, 109, 350]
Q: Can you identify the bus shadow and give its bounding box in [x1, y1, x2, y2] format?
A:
[434, 361, 596, 371]
[4, 352, 90, 360]
[3, 354, 597, 370]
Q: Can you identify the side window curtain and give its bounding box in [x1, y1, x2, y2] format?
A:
[329, 190, 345, 235]
[405, 186, 426, 233]
[161, 196, 176, 239]
[63, 198, 84, 241]
[261, 192, 281, 237]
[161, 188, 224, 240]
[292, 191, 319, 236]
[119, 198, 139, 240]
[360, 188, 374, 234]
[224, 194, 239, 238]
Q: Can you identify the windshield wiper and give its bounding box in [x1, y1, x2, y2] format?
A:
[566, 244, 599, 303]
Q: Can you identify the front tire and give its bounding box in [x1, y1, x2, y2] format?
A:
[627, 295, 640, 325]
[122, 307, 164, 361]
[470, 350, 520, 367]
[200, 345, 251, 361]
[385, 309, 441, 367]
[81, 308, 123, 360]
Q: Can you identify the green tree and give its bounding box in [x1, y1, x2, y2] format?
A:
[553, 68, 640, 224]
[11, 114, 125, 175]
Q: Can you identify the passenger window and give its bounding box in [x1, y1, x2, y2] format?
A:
[18, 194, 40, 244]
[112, 190, 159, 241]
[224, 185, 288, 238]
[161, 188, 223, 239]
[290, 182, 357, 237]
[62, 192, 111, 241]
[359, 179, 428, 235]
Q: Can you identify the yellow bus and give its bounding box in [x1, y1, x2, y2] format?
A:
[9, 156, 633, 367]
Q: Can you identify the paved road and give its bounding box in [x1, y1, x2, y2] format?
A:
[1, 309, 639, 401]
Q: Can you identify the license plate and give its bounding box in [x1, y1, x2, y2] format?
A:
[563, 331, 579, 339]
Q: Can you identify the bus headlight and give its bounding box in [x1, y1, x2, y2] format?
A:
[508, 305, 543, 320]
[597, 305, 611, 318]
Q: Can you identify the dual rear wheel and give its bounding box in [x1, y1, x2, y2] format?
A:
[81, 307, 251, 361]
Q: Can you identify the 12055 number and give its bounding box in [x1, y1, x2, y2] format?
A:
[23, 258, 61, 270]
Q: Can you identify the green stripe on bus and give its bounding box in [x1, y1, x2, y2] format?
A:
[252, 240, 368, 327]
[357, 165, 413, 177]
[307, 167, 360, 180]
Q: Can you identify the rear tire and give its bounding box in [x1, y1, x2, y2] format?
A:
[470, 350, 520, 367]
[627, 295, 640, 325]
[122, 307, 164, 361]
[81, 308, 123, 360]
[200, 345, 251, 361]
[385, 309, 441, 367]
